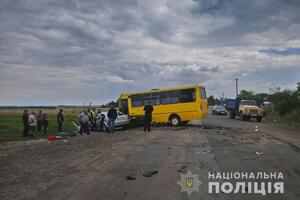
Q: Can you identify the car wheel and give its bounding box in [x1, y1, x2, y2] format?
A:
[257, 116, 262, 122]
[169, 115, 180, 126]
[229, 111, 236, 119]
[241, 114, 248, 121]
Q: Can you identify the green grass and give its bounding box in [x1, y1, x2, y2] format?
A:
[265, 107, 300, 128]
[0, 109, 81, 142]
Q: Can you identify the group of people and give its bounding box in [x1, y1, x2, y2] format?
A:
[78, 106, 118, 135]
[22, 109, 64, 137]
[22, 102, 154, 137]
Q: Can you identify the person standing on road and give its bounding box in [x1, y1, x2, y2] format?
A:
[79, 111, 90, 135]
[143, 101, 153, 132]
[36, 110, 43, 131]
[22, 110, 29, 137]
[107, 105, 117, 133]
[57, 109, 64, 132]
[42, 113, 49, 135]
[28, 112, 37, 137]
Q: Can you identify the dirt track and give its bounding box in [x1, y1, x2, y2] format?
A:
[0, 115, 299, 200]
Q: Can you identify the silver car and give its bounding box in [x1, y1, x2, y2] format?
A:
[95, 111, 130, 131]
[212, 105, 227, 115]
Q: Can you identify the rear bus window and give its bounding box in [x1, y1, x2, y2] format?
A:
[200, 88, 207, 99]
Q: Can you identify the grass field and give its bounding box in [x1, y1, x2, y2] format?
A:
[266, 108, 300, 128]
[0, 108, 90, 142]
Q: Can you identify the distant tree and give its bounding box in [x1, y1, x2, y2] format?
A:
[270, 90, 298, 116]
[239, 90, 255, 100]
[215, 98, 220, 105]
[207, 95, 215, 106]
[106, 101, 118, 108]
[268, 86, 281, 93]
[253, 93, 269, 106]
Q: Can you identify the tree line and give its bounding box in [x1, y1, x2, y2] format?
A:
[208, 82, 300, 118]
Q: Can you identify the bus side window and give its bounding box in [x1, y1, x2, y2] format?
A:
[131, 94, 144, 107]
[144, 92, 160, 105]
[179, 89, 195, 103]
[160, 91, 179, 104]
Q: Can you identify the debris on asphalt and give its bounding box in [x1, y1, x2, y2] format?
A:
[202, 125, 213, 129]
[143, 170, 158, 177]
[241, 157, 256, 160]
[72, 121, 81, 133]
[255, 151, 263, 155]
[217, 132, 227, 135]
[171, 127, 186, 131]
[177, 165, 187, 173]
[202, 150, 212, 154]
[47, 135, 60, 142]
[126, 175, 136, 180]
[167, 147, 171, 150]
[57, 132, 77, 137]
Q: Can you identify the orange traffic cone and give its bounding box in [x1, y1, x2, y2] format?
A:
[254, 125, 260, 133]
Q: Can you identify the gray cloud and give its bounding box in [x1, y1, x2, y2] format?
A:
[0, 0, 300, 105]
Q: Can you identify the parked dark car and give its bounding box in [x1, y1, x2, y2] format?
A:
[212, 105, 227, 115]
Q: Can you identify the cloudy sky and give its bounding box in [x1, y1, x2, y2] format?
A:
[0, 0, 300, 106]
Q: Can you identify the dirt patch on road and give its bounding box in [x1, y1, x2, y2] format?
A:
[0, 129, 160, 200]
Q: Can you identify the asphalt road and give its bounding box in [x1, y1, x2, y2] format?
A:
[0, 114, 299, 200]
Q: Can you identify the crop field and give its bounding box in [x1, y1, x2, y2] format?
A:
[0, 109, 84, 142]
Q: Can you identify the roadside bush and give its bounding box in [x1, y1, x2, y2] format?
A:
[269, 90, 300, 117]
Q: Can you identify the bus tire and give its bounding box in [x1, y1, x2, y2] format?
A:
[256, 116, 262, 122]
[241, 114, 248, 121]
[229, 111, 236, 119]
[169, 115, 181, 126]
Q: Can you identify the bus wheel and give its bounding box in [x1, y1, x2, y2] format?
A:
[169, 115, 180, 126]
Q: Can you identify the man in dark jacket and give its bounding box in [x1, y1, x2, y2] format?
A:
[144, 101, 153, 132]
[42, 113, 49, 135]
[36, 110, 43, 131]
[22, 110, 29, 137]
[107, 105, 118, 133]
[57, 109, 64, 132]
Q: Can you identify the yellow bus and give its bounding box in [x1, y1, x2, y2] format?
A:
[119, 84, 208, 126]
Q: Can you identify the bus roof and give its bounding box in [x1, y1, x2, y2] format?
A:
[120, 84, 204, 98]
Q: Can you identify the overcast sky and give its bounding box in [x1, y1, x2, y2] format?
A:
[0, 0, 300, 106]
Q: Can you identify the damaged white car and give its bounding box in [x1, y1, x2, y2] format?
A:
[95, 111, 130, 131]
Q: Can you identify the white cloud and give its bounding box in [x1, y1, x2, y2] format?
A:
[0, 0, 300, 105]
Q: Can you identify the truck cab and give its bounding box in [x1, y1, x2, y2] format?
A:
[226, 99, 264, 122]
[239, 100, 264, 122]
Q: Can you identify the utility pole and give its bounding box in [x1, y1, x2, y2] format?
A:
[235, 78, 239, 98]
